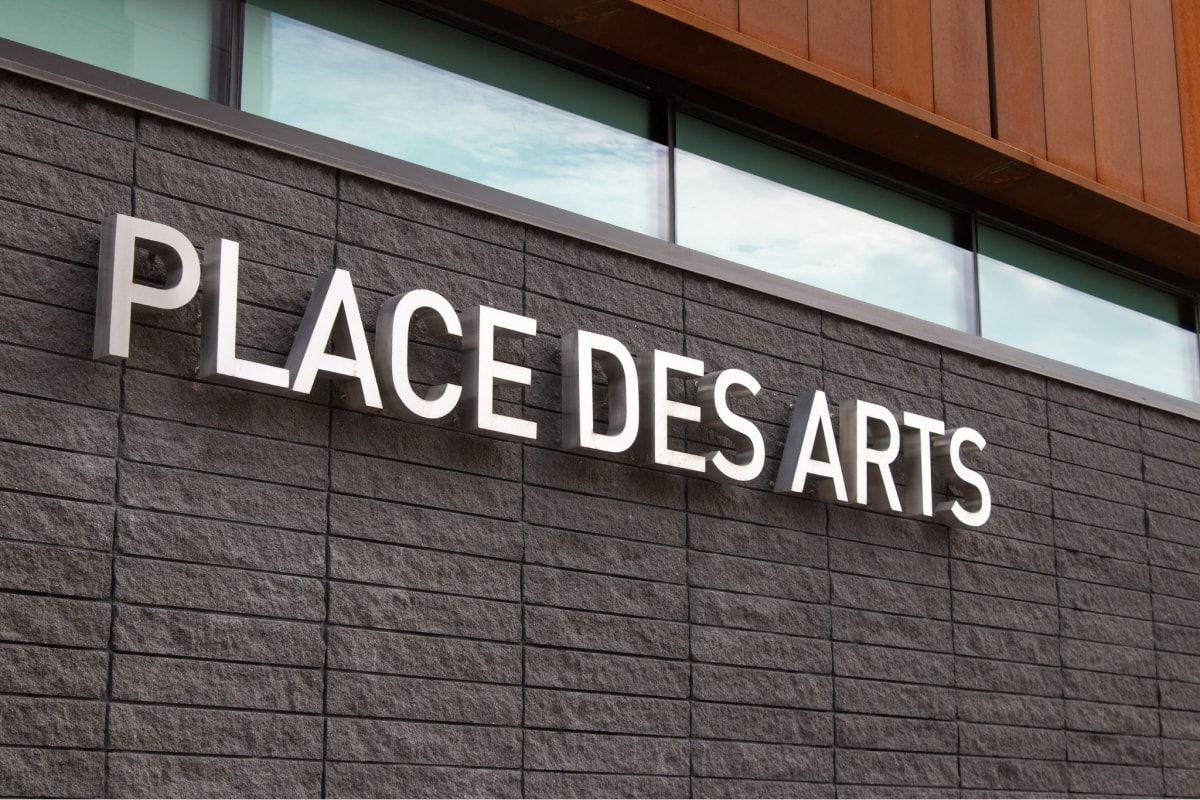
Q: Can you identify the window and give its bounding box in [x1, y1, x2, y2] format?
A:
[0, 0, 214, 98]
[978, 225, 1200, 401]
[674, 114, 974, 331]
[240, 0, 668, 237]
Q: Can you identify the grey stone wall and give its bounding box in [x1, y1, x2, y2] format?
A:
[0, 69, 1198, 798]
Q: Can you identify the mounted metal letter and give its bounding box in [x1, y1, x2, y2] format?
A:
[562, 330, 639, 453]
[94, 213, 201, 361]
[698, 368, 765, 482]
[901, 411, 946, 518]
[376, 289, 463, 420]
[286, 268, 382, 408]
[200, 238, 290, 389]
[934, 427, 992, 527]
[462, 305, 538, 440]
[840, 398, 903, 512]
[775, 389, 848, 501]
[638, 349, 705, 472]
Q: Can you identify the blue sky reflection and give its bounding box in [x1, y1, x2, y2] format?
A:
[241, 9, 668, 237]
[980, 257, 1200, 401]
[675, 151, 974, 331]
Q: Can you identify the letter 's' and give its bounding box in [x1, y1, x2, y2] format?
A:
[698, 368, 764, 482]
[934, 427, 991, 527]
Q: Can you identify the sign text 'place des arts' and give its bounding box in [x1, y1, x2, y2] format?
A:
[91, 214, 992, 528]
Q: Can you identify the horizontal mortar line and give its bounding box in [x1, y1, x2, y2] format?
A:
[320, 235, 526, 295]
[120, 410, 330, 455]
[325, 449, 524, 487]
[0, 387, 122, 420]
[523, 725, 824, 746]
[95, 747, 323, 763]
[519, 245, 684, 299]
[0, 192, 123, 227]
[0, 742, 108, 754]
[680, 294, 823, 340]
[136, 141, 339, 201]
[0, 144, 133, 188]
[338, 197, 529, 255]
[0, 535, 112, 557]
[522, 291, 689, 340]
[0, 152, 131, 194]
[114, 551, 324, 583]
[325, 488, 519, 526]
[0, 98, 136, 140]
[0, 433, 116, 460]
[117, 455, 327, 494]
[118, 363, 326, 413]
[131, 186, 338, 243]
[104, 503, 327, 540]
[325, 445, 521, 485]
[0, 240, 103, 271]
[325, 575, 516, 605]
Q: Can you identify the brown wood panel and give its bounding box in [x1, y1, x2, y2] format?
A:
[808, 0, 873, 84]
[871, 0, 934, 109]
[1131, 0, 1187, 217]
[1174, 0, 1200, 222]
[990, 0, 1047, 157]
[1039, 0, 1096, 179]
[661, 0, 738, 27]
[929, 0, 990, 133]
[470, 0, 1200, 278]
[1086, 0, 1143, 198]
[738, 0, 809, 58]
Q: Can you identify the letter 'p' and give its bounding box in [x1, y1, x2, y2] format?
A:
[94, 214, 201, 362]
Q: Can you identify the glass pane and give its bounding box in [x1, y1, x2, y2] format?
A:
[0, 0, 214, 98]
[978, 225, 1187, 325]
[241, 2, 668, 238]
[675, 118, 973, 331]
[979, 254, 1200, 401]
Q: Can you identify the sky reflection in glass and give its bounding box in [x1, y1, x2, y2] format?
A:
[675, 150, 973, 331]
[979, 257, 1200, 401]
[240, 7, 668, 237]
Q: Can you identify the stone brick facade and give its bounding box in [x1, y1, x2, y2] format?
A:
[1, 70, 1198, 797]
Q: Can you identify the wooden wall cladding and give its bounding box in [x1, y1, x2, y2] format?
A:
[659, 0, 1197, 222]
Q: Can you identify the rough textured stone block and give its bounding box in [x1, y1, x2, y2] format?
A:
[524, 647, 688, 698]
[115, 606, 323, 666]
[0, 746, 103, 798]
[108, 702, 320, 758]
[525, 730, 688, 775]
[526, 688, 688, 736]
[327, 627, 520, 683]
[108, 753, 321, 798]
[112, 653, 321, 712]
[327, 671, 521, 725]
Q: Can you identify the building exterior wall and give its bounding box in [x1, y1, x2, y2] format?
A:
[1, 68, 1200, 798]
[662, 0, 1198, 225]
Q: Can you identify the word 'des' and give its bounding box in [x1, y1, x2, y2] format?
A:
[93, 214, 991, 527]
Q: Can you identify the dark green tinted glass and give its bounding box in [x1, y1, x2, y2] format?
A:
[0, 0, 214, 98]
[246, 0, 653, 138]
[978, 225, 1199, 400]
[241, 0, 667, 236]
[978, 225, 1186, 325]
[676, 114, 959, 244]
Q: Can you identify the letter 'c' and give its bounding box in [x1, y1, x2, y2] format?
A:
[376, 289, 462, 420]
